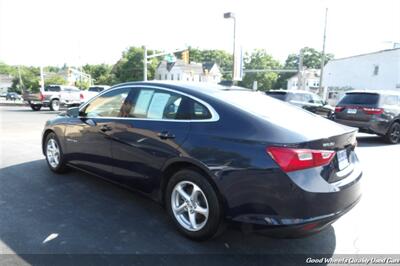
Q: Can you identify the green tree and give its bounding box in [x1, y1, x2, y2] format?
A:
[186, 47, 232, 80]
[82, 64, 113, 85]
[11, 66, 40, 92]
[44, 74, 67, 86]
[75, 79, 90, 90]
[274, 47, 335, 89]
[284, 47, 334, 69]
[111, 46, 160, 83]
[239, 49, 281, 91]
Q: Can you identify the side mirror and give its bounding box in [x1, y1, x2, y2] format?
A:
[66, 107, 79, 118]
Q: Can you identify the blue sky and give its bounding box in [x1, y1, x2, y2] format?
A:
[0, 0, 399, 66]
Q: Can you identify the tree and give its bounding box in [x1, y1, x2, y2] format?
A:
[274, 47, 335, 89]
[10, 66, 40, 92]
[239, 49, 281, 91]
[186, 47, 232, 80]
[44, 74, 67, 86]
[82, 64, 113, 85]
[111, 46, 160, 83]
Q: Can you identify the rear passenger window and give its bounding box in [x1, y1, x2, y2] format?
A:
[193, 102, 211, 120]
[129, 89, 186, 120]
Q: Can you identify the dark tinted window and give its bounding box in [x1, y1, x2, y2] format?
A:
[192, 101, 211, 120]
[265, 92, 287, 101]
[45, 86, 61, 92]
[89, 87, 104, 92]
[339, 93, 379, 105]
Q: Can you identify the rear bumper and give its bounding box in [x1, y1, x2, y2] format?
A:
[219, 151, 362, 237]
[233, 195, 360, 237]
[334, 118, 389, 135]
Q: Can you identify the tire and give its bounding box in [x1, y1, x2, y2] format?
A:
[385, 122, 400, 144]
[50, 99, 60, 111]
[30, 104, 42, 111]
[44, 132, 68, 173]
[165, 169, 223, 241]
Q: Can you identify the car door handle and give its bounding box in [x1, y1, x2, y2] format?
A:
[157, 131, 175, 140]
[100, 124, 112, 132]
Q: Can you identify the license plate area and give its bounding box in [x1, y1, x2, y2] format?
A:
[346, 108, 357, 114]
[337, 149, 349, 170]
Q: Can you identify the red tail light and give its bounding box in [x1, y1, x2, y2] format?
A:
[80, 93, 84, 100]
[334, 106, 344, 113]
[267, 147, 336, 173]
[362, 107, 384, 115]
[39, 92, 44, 101]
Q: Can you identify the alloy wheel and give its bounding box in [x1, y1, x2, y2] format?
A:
[46, 138, 60, 168]
[171, 181, 209, 232]
[390, 123, 400, 143]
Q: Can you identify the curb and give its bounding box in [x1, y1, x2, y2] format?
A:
[0, 102, 26, 107]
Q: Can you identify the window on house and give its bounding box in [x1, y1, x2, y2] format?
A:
[159, 74, 162, 80]
[165, 74, 168, 80]
[373, 65, 379, 76]
[171, 74, 174, 80]
[177, 74, 180, 80]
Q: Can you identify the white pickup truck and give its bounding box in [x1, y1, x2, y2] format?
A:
[80, 85, 110, 104]
[23, 85, 81, 111]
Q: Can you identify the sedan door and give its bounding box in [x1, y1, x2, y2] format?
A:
[64, 87, 131, 177]
[109, 86, 191, 193]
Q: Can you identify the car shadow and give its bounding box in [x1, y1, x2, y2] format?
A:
[0, 160, 336, 265]
[356, 134, 393, 148]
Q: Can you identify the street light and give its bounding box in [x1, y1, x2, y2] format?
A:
[224, 12, 236, 83]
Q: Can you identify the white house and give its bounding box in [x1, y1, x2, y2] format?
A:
[287, 69, 321, 92]
[155, 60, 222, 83]
[323, 48, 400, 92]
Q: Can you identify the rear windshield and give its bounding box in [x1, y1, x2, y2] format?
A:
[339, 93, 379, 105]
[44, 86, 61, 92]
[89, 87, 104, 92]
[265, 92, 287, 101]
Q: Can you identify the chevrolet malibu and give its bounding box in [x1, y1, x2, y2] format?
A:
[42, 81, 362, 240]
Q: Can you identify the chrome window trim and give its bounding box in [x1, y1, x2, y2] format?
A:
[78, 84, 220, 123]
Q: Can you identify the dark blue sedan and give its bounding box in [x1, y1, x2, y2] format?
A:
[42, 81, 362, 240]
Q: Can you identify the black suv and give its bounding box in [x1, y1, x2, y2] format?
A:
[334, 91, 400, 144]
[266, 90, 334, 119]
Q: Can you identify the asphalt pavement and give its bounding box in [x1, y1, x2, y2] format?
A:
[0, 105, 399, 265]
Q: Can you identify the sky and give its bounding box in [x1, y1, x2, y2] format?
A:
[0, 0, 399, 66]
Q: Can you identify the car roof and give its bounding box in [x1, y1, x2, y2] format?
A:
[267, 89, 315, 95]
[113, 81, 252, 98]
[345, 90, 400, 95]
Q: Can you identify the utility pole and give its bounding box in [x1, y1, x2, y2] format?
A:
[17, 65, 24, 92]
[298, 49, 303, 90]
[143, 46, 148, 81]
[40, 66, 44, 91]
[319, 7, 328, 98]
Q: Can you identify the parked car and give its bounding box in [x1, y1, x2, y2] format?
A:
[265, 90, 334, 119]
[334, 90, 400, 144]
[22, 85, 81, 111]
[42, 81, 362, 240]
[80, 85, 110, 104]
[0, 91, 8, 97]
[5, 92, 21, 101]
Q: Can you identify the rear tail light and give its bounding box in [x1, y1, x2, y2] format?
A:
[39, 92, 44, 101]
[267, 147, 336, 173]
[80, 93, 84, 100]
[362, 107, 384, 115]
[334, 106, 344, 113]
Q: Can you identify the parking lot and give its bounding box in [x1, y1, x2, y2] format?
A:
[1, 105, 400, 264]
